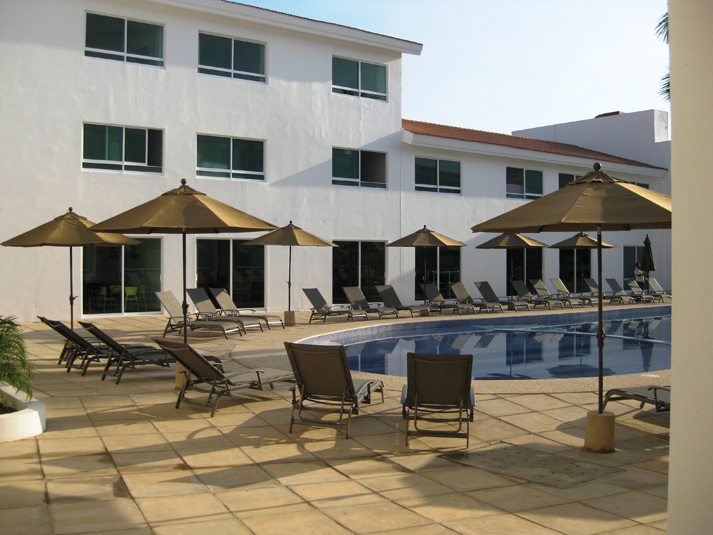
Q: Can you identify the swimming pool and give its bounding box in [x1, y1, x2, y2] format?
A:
[301, 306, 671, 380]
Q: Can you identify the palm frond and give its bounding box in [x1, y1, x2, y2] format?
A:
[655, 12, 668, 44]
[0, 316, 33, 398]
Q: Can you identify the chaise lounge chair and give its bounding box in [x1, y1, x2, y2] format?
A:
[647, 278, 672, 302]
[303, 288, 368, 323]
[156, 291, 245, 339]
[209, 287, 285, 329]
[550, 277, 594, 306]
[155, 338, 295, 417]
[284, 342, 384, 438]
[38, 316, 112, 373]
[343, 286, 399, 319]
[450, 281, 499, 313]
[605, 279, 636, 305]
[79, 321, 173, 384]
[375, 285, 431, 317]
[626, 280, 656, 303]
[511, 280, 564, 310]
[401, 352, 475, 447]
[530, 279, 584, 308]
[473, 281, 530, 312]
[602, 385, 670, 412]
[421, 283, 475, 314]
[187, 287, 264, 333]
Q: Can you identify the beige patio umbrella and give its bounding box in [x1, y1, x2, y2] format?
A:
[2, 207, 139, 328]
[91, 180, 277, 342]
[476, 233, 548, 295]
[472, 163, 672, 416]
[243, 221, 337, 312]
[549, 232, 616, 293]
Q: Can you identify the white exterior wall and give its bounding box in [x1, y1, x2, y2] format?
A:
[0, 0, 671, 323]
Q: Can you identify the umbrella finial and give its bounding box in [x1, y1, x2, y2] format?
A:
[593, 162, 601, 171]
[181, 178, 187, 186]
[68, 207, 73, 213]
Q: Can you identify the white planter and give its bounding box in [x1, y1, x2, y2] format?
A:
[0, 384, 46, 442]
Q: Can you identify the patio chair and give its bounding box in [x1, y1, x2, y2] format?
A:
[303, 288, 368, 323]
[284, 342, 384, 438]
[511, 280, 564, 309]
[156, 291, 245, 339]
[550, 277, 594, 306]
[155, 338, 295, 417]
[401, 352, 475, 447]
[421, 283, 475, 314]
[78, 321, 173, 384]
[530, 279, 584, 308]
[375, 285, 431, 317]
[209, 287, 285, 329]
[473, 281, 529, 312]
[602, 385, 670, 412]
[648, 278, 672, 302]
[38, 316, 112, 374]
[605, 279, 636, 305]
[187, 287, 263, 333]
[626, 280, 656, 303]
[343, 286, 399, 319]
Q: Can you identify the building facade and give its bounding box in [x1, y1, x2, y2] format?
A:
[0, 0, 671, 323]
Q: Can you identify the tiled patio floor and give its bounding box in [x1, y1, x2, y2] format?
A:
[2, 309, 670, 534]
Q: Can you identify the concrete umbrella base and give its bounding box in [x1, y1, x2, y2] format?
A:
[583, 410, 615, 453]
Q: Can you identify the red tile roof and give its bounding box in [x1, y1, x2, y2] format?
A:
[403, 119, 664, 170]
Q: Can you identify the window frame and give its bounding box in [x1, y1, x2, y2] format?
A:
[196, 134, 265, 181]
[415, 157, 462, 194]
[82, 123, 163, 173]
[85, 12, 164, 67]
[332, 56, 387, 101]
[332, 147, 387, 189]
[506, 166, 543, 200]
[197, 32, 266, 83]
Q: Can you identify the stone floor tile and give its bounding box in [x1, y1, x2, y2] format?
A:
[262, 460, 349, 486]
[193, 464, 275, 491]
[101, 433, 172, 453]
[0, 478, 46, 508]
[476, 398, 532, 417]
[503, 433, 574, 453]
[398, 492, 503, 522]
[519, 502, 637, 535]
[327, 457, 410, 480]
[49, 499, 147, 534]
[238, 505, 352, 535]
[216, 485, 305, 512]
[241, 441, 317, 463]
[38, 436, 108, 457]
[152, 516, 252, 535]
[0, 504, 52, 535]
[322, 501, 432, 533]
[121, 470, 208, 498]
[446, 512, 564, 534]
[500, 411, 565, 434]
[470, 417, 530, 442]
[112, 450, 186, 473]
[421, 466, 517, 492]
[41, 453, 118, 478]
[369, 524, 458, 535]
[95, 421, 160, 437]
[468, 483, 571, 512]
[359, 473, 453, 501]
[290, 479, 382, 508]
[598, 465, 669, 490]
[46, 474, 130, 502]
[584, 490, 667, 523]
[510, 394, 573, 411]
[137, 492, 229, 523]
[0, 455, 44, 481]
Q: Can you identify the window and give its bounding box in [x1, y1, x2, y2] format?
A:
[623, 245, 645, 283]
[506, 248, 542, 297]
[415, 247, 461, 300]
[558, 248, 591, 293]
[332, 57, 387, 100]
[506, 167, 543, 199]
[415, 157, 461, 194]
[332, 148, 386, 188]
[196, 239, 265, 308]
[197, 135, 264, 180]
[83, 124, 163, 173]
[333, 241, 386, 304]
[559, 173, 582, 189]
[198, 33, 266, 82]
[85, 13, 163, 66]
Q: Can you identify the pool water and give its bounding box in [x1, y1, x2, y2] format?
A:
[342, 315, 671, 380]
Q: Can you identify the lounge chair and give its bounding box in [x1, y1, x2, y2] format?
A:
[648, 278, 672, 302]
[511, 280, 564, 309]
[78, 321, 173, 384]
[155, 291, 245, 339]
[530, 279, 584, 308]
[375, 285, 431, 317]
[209, 287, 285, 329]
[303, 288, 368, 323]
[451, 281, 498, 313]
[605, 279, 636, 305]
[187, 288, 263, 333]
[38, 316, 111, 373]
[550, 277, 594, 306]
[421, 283, 475, 314]
[155, 338, 295, 417]
[401, 352, 475, 447]
[473, 281, 530, 312]
[626, 280, 656, 303]
[284, 342, 384, 438]
[343, 286, 399, 319]
[602, 385, 670, 412]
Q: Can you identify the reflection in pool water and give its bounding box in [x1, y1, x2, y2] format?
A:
[341, 316, 671, 380]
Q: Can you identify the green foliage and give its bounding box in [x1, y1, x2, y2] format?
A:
[0, 316, 33, 398]
[656, 12, 670, 101]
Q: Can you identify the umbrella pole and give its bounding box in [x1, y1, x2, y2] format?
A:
[182, 232, 188, 344]
[287, 245, 292, 312]
[69, 247, 75, 329]
[597, 226, 605, 413]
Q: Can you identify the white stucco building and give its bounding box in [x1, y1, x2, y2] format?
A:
[0, 0, 671, 323]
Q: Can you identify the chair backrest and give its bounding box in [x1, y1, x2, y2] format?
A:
[156, 291, 183, 319]
[284, 342, 356, 399]
[39, 317, 95, 351]
[375, 285, 403, 308]
[209, 288, 237, 311]
[606, 278, 626, 295]
[343, 287, 369, 309]
[450, 282, 473, 303]
[550, 278, 572, 296]
[511, 280, 533, 300]
[154, 338, 223, 382]
[303, 288, 329, 310]
[529, 279, 552, 298]
[421, 283, 445, 303]
[626, 280, 644, 295]
[78, 321, 130, 356]
[474, 281, 499, 302]
[583, 278, 599, 293]
[187, 288, 219, 315]
[649, 278, 665, 293]
[404, 353, 473, 407]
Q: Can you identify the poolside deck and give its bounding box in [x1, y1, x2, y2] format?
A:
[3, 305, 669, 534]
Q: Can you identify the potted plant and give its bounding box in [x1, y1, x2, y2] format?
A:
[0, 316, 33, 399]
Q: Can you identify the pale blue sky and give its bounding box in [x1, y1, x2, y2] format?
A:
[234, 0, 670, 134]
